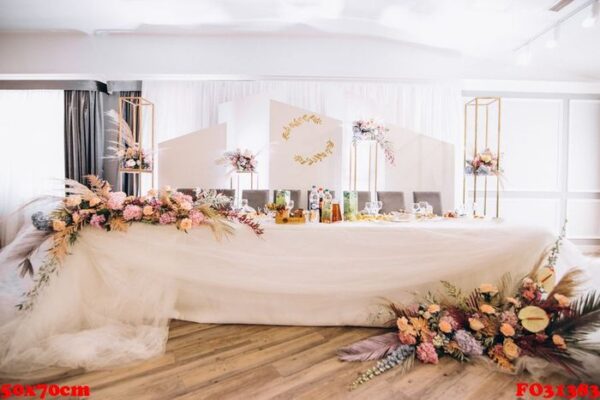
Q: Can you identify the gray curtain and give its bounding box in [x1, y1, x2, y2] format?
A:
[64, 90, 104, 183]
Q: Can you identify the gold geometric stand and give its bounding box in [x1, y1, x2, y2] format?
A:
[463, 97, 502, 218]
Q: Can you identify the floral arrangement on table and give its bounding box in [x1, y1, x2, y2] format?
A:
[217, 149, 258, 173]
[338, 229, 600, 389]
[352, 119, 395, 166]
[465, 148, 500, 176]
[16, 176, 263, 311]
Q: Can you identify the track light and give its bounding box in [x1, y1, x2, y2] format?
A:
[582, 0, 599, 28]
[545, 25, 560, 48]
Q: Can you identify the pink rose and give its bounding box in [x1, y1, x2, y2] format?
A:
[123, 205, 143, 221]
[90, 214, 106, 229]
[107, 192, 127, 210]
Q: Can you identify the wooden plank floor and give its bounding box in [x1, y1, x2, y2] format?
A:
[49, 320, 574, 400]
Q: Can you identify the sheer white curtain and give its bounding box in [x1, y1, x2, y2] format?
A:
[143, 80, 461, 144]
[0, 90, 64, 247]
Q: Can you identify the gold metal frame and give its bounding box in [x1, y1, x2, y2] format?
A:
[463, 97, 502, 218]
[349, 140, 379, 201]
[116, 96, 155, 195]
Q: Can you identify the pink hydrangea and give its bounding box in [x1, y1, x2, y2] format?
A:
[159, 211, 176, 225]
[90, 214, 106, 229]
[107, 192, 127, 210]
[189, 210, 205, 226]
[123, 205, 143, 221]
[416, 342, 439, 364]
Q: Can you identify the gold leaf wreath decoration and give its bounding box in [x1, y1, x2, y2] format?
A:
[281, 114, 334, 166]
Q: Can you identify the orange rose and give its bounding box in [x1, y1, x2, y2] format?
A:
[552, 334, 567, 349]
[142, 205, 154, 216]
[427, 304, 441, 314]
[179, 218, 193, 231]
[89, 197, 102, 207]
[479, 304, 495, 314]
[52, 220, 66, 232]
[439, 320, 453, 333]
[503, 338, 520, 360]
[469, 318, 484, 331]
[500, 323, 515, 337]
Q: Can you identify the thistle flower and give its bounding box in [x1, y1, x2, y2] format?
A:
[454, 330, 483, 356]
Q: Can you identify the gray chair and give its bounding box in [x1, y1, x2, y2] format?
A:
[242, 190, 270, 211]
[377, 191, 406, 214]
[274, 190, 301, 210]
[357, 191, 370, 212]
[177, 188, 197, 201]
[413, 191, 442, 215]
[212, 189, 235, 199]
[306, 190, 336, 208]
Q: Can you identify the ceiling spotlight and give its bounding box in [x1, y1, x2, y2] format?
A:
[582, 0, 599, 28]
[516, 45, 532, 66]
[545, 25, 560, 48]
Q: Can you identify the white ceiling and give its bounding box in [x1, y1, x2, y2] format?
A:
[0, 0, 599, 80]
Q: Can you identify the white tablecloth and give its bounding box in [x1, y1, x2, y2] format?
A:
[0, 219, 589, 376]
[51, 219, 566, 326]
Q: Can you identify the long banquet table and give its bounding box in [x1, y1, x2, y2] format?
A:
[38, 219, 564, 327]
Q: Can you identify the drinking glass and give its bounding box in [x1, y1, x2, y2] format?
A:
[418, 201, 429, 216]
[287, 199, 295, 211]
[375, 201, 383, 215]
[365, 201, 373, 215]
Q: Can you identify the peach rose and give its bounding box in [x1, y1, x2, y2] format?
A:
[89, 197, 102, 207]
[147, 189, 157, 197]
[479, 283, 498, 295]
[179, 218, 193, 231]
[469, 318, 484, 331]
[500, 323, 515, 337]
[479, 304, 495, 314]
[503, 338, 520, 360]
[142, 205, 154, 216]
[552, 334, 567, 349]
[427, 304, 441, 314]
[52, 219, 66, 231]
[65, 195, 82, 207]
[439, 320, 453, 333]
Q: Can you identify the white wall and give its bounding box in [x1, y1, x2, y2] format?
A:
[463, 90, 600, 250]
[0, 33, 462, 80]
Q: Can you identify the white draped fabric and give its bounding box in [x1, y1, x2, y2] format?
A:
[0, 220, 591, 377]
[0, 90, 64, 248]
[142, 80, 461, 144]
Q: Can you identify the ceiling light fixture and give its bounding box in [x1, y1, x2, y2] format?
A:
[545, 24, 560, 48]
[582, 0, 599, 28]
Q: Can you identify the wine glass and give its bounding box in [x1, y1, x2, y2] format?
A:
[418, 201, 429, 216]
[365, 201, 373, 215]
[287, 199, 295, 211]
[375, 201, 383, 215]
[409, 202, 420, 215]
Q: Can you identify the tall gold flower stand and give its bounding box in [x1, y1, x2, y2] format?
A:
[463, 97, 502, 218]
[116, 96, 156, 196]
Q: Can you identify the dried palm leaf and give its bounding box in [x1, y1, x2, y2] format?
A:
[109, 217, 129, 232]
[105, 110, 136, 147]
[547, 268, 585, 299]
[337, 332, 401, 362]
[552, 291, 600, 342]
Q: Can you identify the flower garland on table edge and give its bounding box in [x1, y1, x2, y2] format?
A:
[338, 225, 600, 389]
[17, 176, 264, 311]
[352, 119, 395, 166]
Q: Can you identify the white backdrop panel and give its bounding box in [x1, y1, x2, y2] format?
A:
[568, 100, 600, 192]
[269, 100, 342, 206]
[385, 126, 455, 212]
[158, 123, 228, 190]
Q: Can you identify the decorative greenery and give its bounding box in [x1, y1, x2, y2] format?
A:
[281, 114, 335, 166]
[293, 140, 335, 166]
[339, 230, 600, 389]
